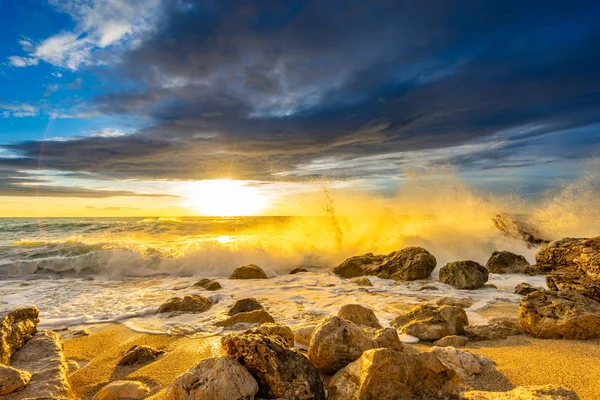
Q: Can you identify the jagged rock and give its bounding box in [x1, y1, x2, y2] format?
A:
[308, 316, 377, 373]
[372, 327, 403, 352]
[578, 237, 600, 282]
[216, 310, 275, 327]
[337, 304, 382, 329]
[290, 267, 308, 274]
[228, 298, 264, 316]
[5, 330, 72, 399]
[229, 264, 268, 279]
[117, 345, 165, 366]
[519, 290, 600, 339]
[514, 283, 544, 296]
[486, 251, 530, 274]
[165, 356, 258, 400]
[243, 323, 294, 347]
[93, 380, 150, 400]
[350, 277, 373, 286]
[434, 335, 468, 347]
[0, 364, 31, 395]
[194, 278, 222, 291]
[439, 261, 489, 290]
[462, 384, 579, 399]
[222, 332, 325, 400]
[157, 294, 212, 313]
[492, 213, 549, 248]
[431, 346, 488, 381]
[0, 306, 39, 364]
[534, 237, 595, 274]
[333, 247, 437, 281]
[464, 318, 523, 341]
[436, 296, 475, 308]
[328, 348, 460, 400]
[546, 267, 600, 302]
[391, 304, 469, 341]
[292, 323, 318, 348]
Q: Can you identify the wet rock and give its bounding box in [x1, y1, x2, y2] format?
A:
[290, 267, 308, 274]
[492, 213, 550, 248]
[337, 304, 382, 329]
[333, 246, 437, 281]
[6, 330, 72, 399]
[0, 364, 31, 395]
[222, 331, 325, 400]
[546, 267, 600, 302]
[117, 345, 165, 366]
[483, 283, 498, 289]
[308, 316, 377, 373]
[436, 296, 475, 308]
[534, 237, 598, 275]
[514, 283, 544, 296]
[157, 294, 212, 313]
[391, 304, 469, 341]
[165, 356, 258, 400]
[229, 264, 268, 279]
[519, 290, 600, 339]
[372, 327, 404, 352]
[216, 310, 275, 327]
[292, 323, 318, 349]
[486, 251, 530, 274]
[350, 277, 373, 286]
[464, 318, 523, 341]
[93, 380, 150, 400]
[0, 306, 39, 364]
[243, 323, 294, 347]
[431, 346, 489, 381]
[434, 335, 468, 347]
[439, 261, 489, 290]
[328, 348, 460, 400]
[418, 285, 440, 291]
[194, 278, 222, 291]
[462, 384, 579, 399]
[228, 298, 264, 316]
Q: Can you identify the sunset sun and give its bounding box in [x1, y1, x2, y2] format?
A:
[182, 179, 269, 216]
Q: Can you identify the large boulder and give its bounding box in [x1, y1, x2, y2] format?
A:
[546, 267, 600, 302]
[117, 345, 164, 366]
[518, 290, 600, 339]
[337, 304, 382, 329]
[0, 306, 39, 364]
[308, 316, 377, 373]
[243, 323, 295, 347]
[486, 251, 530, 274]
[333, 247, 437, 281]
[391, 304, 469, 341]
[0, 364, 31, 395]
[328, 348, 460, 400]
[492, 213, 549, 248]
[439, 261, 489, 290]
[222, 332, 325, 400]
[93, 380, 150, 400]
[534, 237, 593, 273]
[228, 298, 264, 316]
[229, 264, 268, 279]
[194, 278, 222, 291]
[165, 356, 259, 400]
[464, 318, 523, 341]
[216, 310, 275, 327]
[462, 385, 579, 399]
[157, 295, 212, 313]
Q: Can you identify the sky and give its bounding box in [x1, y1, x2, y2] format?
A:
[0, 0, 599, 217]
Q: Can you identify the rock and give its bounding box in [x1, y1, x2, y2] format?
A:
[0, 364, 31, 395]
[117, 345, 165, 366]
[67, 359, 80, 375]
[483, 283, 498, 289]
[56, 327, 90, 340]
[431, 346, 488, 381]
[194, 278, 222, 291]
[243, 323, 295, 347]
[485, 251, 530, 274]
[229, 264, 268, 279]
[93, 380, 150, 400]
[391, 304, 469, 341]
[337, 304, 382, 329]
[308, 316, 377, 373]
[0, 306, 39, 364]
[519, 290, 600, 339]
[492, 213, 550, 248]
[439, 261, 489, 290]
[216, 310, 275, 327]
[434, 335, 468, 347]
[372, 327, 404, 352]
[436, 296, 475, 308]
[462, 384, 579, 399]
[165, 356, 258, 400]
[290, 267, 308, 274]
[222, 332, 325, 400]
[577, 237, 600, 282]
[534, 237, 593, 274]
[418, 285, 440, 291]
[546, 267, 600, 302]
[328, 348, 460, 400]
[464, 318, 523, 341]
[514, 283, 544, 296]
[5, 330, 72, 399]
[157, 294, 212, 313]
[350, 277, 373, 286]
[292, 323, 318, 348]
[228, 298, 264, 316]
[333, 247, 437, 281]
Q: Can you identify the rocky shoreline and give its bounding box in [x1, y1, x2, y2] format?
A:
[1, 236, 599, 399]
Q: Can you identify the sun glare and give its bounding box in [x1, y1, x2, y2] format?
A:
[182, 179, 268, 216]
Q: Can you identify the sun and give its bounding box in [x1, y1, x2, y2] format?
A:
[181, 179, 269, 216]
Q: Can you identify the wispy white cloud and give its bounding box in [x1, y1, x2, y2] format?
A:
[8, 56, 39, 67]
[0, 103, 38, 118]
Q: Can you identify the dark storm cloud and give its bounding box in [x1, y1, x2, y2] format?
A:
[2, 0, 600, 183]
